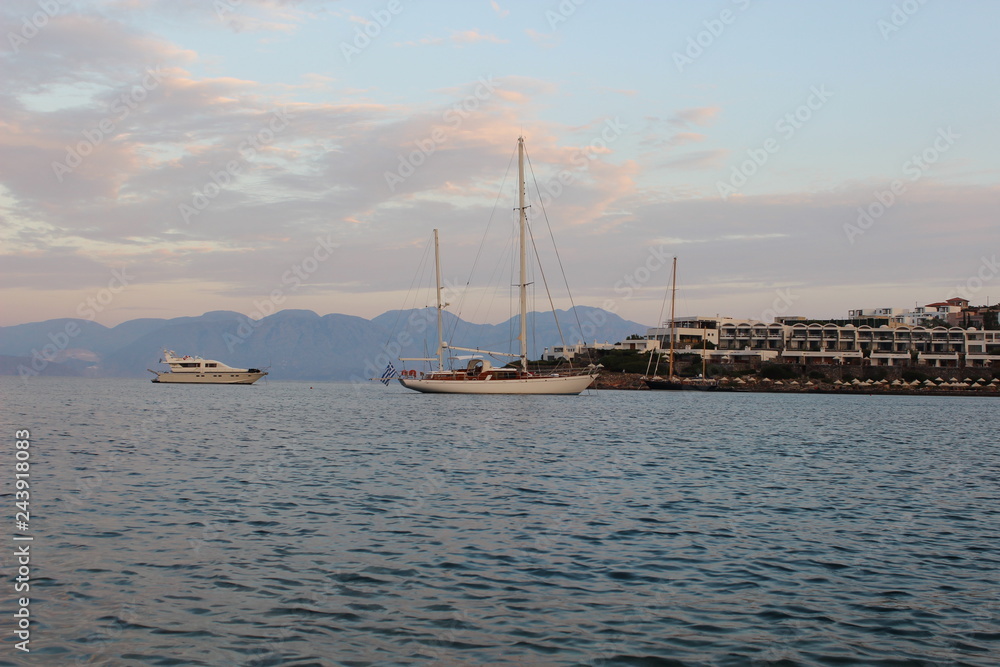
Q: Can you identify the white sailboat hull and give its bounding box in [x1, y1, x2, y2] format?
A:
[399, 373, 595, 395]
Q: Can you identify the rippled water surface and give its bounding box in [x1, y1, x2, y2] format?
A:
[1, 378, 998, 666]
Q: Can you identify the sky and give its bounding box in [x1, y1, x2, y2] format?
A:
[1, 0, 998, 328]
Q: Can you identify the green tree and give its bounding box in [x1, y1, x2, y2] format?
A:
[595, 350, 649, 373]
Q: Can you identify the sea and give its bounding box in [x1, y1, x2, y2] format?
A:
[0, 377, 998, 666]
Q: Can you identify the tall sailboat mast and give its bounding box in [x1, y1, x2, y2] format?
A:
[517, 136, 528, 373]
[433, 228, 445, 372]
[668, 256, 677, 379]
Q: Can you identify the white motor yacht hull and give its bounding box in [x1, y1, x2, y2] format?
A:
[399, 373, 595, 395]
[151, 371, 266, 384]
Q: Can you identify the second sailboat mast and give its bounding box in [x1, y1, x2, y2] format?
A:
[517, 137, 528, 373]
[434, 228, 444, 372]
[668, 256, 677, 379]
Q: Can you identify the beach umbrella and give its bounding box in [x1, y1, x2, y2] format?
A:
[774, 380, 784, 385]
[735, 377, 745, 384]
[935, 377, 945, 382]
[923, 379, 935, 385]
[790, 380, 799, 385]
[963, 377, 974, 383]
[805, 380, 814, 386]
[834, 380, 843, 385]
[949, 377, 960, 383]
[910, 380, 922, 386]
[992, 378, 999, 383]
[891, 380, 901, 386]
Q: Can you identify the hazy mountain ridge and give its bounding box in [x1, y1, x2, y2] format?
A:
[0, 307, 650, 381]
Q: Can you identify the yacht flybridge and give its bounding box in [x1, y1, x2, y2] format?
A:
[148, 350, 267, 384]
[393, 137, 599, 395]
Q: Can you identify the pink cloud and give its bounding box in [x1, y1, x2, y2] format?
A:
[395, 29, 508, 48]
[450, 29, 508, 45]
[653, 149, 729, 172]
[671, 107, 721, 128]
[103, 0, 311, 34]
[670, 132, 706, 146]
[524, 28, 559, 48]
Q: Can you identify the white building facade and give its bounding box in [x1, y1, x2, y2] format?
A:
[714, 322, 1000, 367]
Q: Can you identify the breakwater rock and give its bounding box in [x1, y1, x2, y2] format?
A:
[590, 372, 1000, 396]
[593, 372, 647, 390]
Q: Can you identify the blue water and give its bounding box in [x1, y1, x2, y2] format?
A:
[1, 378, 998, 665]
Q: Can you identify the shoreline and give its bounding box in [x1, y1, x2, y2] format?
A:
[592, 372, 1000, 396]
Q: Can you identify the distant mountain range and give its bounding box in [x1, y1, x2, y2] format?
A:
[0, 308, 650, 381]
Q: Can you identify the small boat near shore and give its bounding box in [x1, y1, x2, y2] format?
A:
[148, 350, 267, 384]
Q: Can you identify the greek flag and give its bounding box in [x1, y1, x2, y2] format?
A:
[379, 362, 396, 385]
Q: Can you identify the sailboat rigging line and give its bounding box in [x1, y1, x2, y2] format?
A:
[505, 218, 517, 359]
[529, 243, 537, 365]
[383, 235, 434, 358]
[451, 222, 516, 365]
[524, 148, 590, 364]
[481, 219, 515, 353]
[647, 255, 674, 378]
[525, 217, 570, 369]
[446, 144, 518, 351]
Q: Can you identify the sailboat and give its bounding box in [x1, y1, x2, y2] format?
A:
[642, 258, 718, 391]
[395, 137, 599, 395]
[643, 257, 684, 390]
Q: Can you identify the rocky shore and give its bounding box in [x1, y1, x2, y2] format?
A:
[592, 371, 648, 390]
[593, 372, 1000, 396]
